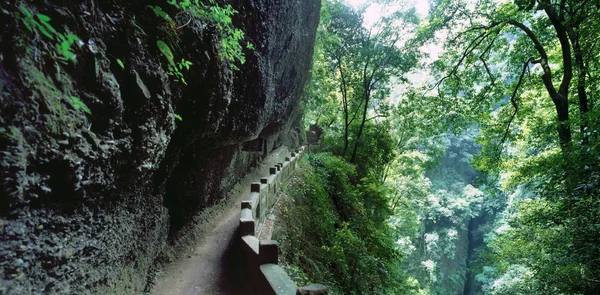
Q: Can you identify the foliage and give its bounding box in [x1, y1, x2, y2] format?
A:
[480, 174, 600, 294]
[116, 58, 125, 69]
[278, 153, 420, 295]
[27, 69, 92, 116]
[156, 40, 176, 67]
[156, 40, 192, 85]
[18, 5, 80, 63]
[69, 96, 91, 115]
[147, 4, 181, 52]
[163, 0, 249, 70]
[305, 0, 419, 163]
[414, 0, 600, 293]
[304, 0, 600, 294]
[146, 0, 250, 86]
[398, 130, 494, 294]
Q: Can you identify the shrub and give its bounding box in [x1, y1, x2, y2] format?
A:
[277, 153, 414, 294]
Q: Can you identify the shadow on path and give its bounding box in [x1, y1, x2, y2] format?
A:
[150, 147, 289, 295]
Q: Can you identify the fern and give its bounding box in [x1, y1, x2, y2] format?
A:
[148, 0, 252, 85]
[164, 0, 250, 70]
[157, 40, 190, 85]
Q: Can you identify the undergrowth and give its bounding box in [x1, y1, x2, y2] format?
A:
[276, 153, 418, 295]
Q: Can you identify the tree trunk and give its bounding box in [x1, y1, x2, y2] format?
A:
[350, 91, 369, 163]
[553, 92, 572, 148]
[337, 61, 350, 157]
[567, 25, 589, 142]
[544, 4, 573, 148]
[508, 16, 572, 148]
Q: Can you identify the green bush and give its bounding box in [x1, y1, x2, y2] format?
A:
[277, 153, 417, 294]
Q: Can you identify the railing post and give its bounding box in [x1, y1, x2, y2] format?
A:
[239, 201, 255, 237]
[251, 182, 261, 193]
[259, 240, 278, 264]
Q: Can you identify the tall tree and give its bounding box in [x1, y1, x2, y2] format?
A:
[424, 0, 599, 151]
[317, 0, 364, 156]
[416, 0, 600, 292]
[308, 0, 418, 163]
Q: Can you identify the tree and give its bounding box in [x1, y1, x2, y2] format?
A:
[421, 0, 600, 294]
[415, 0, 600, 293]
[424, 0, 599, 151]
[307, 0, 418, 163]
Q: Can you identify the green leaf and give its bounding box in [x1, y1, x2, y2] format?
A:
[66, 33, 80, 43]
[34, 21, 53, 39]
[157, 40, 175, 67]
[64, 51, 77, 61]
[147, 5, 173, 21]
[41, 20, 58, 35]
[19, 5, 32, 18]
[22, 19, 33, 32]
[174, 113, 183, 121]
[59, 40, 69, 52]
[37, 13, 51, 22]
[116, 58, 125, 69]
[70, 96, 91, 114]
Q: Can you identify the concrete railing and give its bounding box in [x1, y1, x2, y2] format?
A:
[238, 146, 327, 295]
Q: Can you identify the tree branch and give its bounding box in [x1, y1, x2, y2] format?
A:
[366, 114, 388, 122]
[496, 58, 533, 153]
[349, 98, 364, 126]
[480, 34, 499, 87]
[542, 3, 573, 95]
[430, 26, 499, 91]
[506, 19, 558, 99]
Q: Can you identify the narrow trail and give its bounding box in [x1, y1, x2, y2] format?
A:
[150, 147, 290, 295]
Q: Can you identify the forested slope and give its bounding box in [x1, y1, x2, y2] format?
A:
[293, 0, 600, 294]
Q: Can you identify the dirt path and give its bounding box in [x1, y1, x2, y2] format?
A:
[150, 147, 290, 295]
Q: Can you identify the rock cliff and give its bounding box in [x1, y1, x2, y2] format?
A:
[0, 0, 320, 293]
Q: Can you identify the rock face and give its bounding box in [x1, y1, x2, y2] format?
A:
[0, 0, 320, 293]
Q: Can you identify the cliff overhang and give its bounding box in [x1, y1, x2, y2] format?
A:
[0, 0, 320, 293]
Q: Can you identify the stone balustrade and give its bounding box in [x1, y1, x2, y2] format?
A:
[238, 146, 327, 295]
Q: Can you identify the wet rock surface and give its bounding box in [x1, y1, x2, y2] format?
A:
[0, 0, 320, 293]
